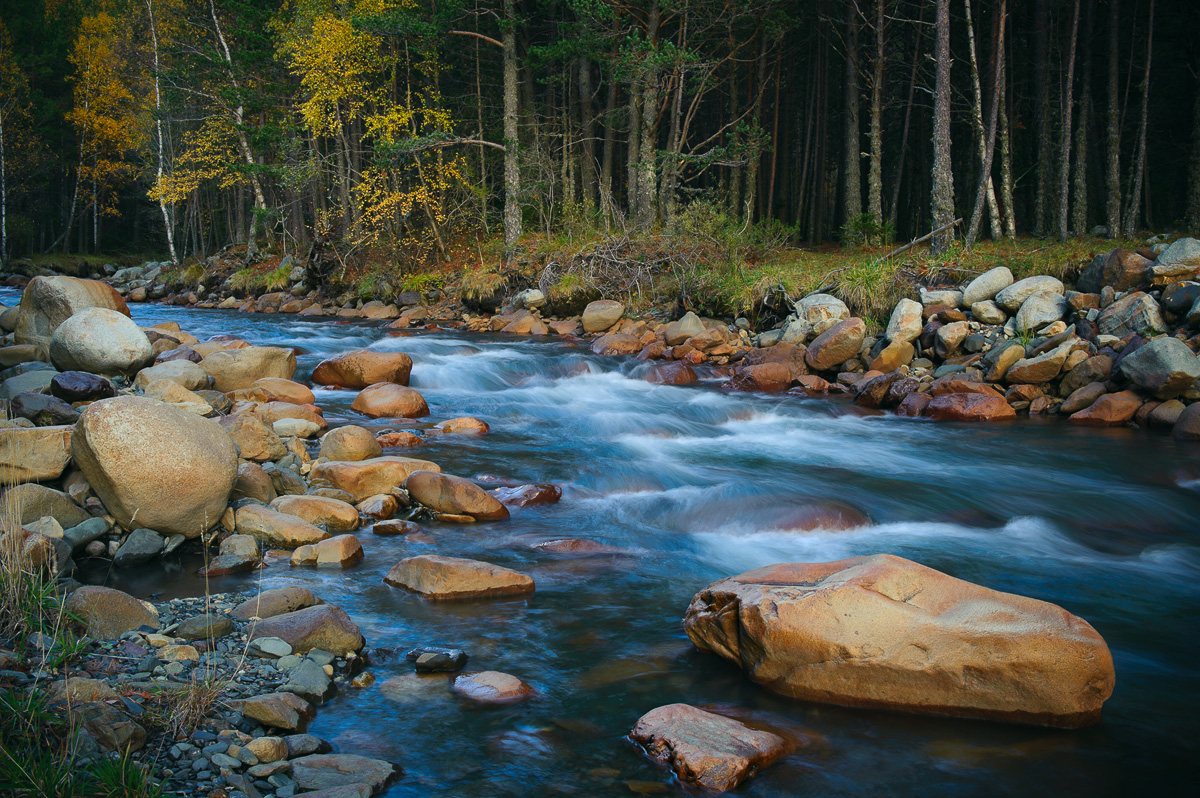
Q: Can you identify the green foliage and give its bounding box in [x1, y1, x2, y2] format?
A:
[839, 213, 895, 248]
[263, 264, 292, 292]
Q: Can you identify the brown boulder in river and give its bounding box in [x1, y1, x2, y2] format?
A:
[405, 470, 509, 521]
[683, 554, 1114, 728]
[309, 456, 440, 502]
[384, 554, 534, 600]
[351, 382, 429, 418]
[311, 349, 413, 388]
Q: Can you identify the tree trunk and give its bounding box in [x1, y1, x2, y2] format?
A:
[1034, 0, 1052, 235]
[1071, 0, 1093, 235]
[1058, 0, 1080, 242]
[998, 41, 1016, 238]
[964, 0, 1001, 241]
[636, 2, 661, 230]
[842, 0, 862, 228]
[866, 0, 885, 234]
[627, 82, 641, 217]
[146, 0, 177, 263]
[1188, 81, 1200, 232]
[743, 32, 767, 222]
[1105, 0, 1122, 236]
[930, 0, 955, 253]
[888, 1, 924, 232]
[600, 75, 617, 223]
[577, 57, 597, 209]
[967, 0, 1007, 249]
[502, 0, 521, 252]
[1123, 0, 1153, 235]
[0, 111, 5, 264]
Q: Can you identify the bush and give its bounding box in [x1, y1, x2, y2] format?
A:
[839, 213, 894, 248]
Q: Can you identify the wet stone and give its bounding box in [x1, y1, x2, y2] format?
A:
[406, 646, 468, 673]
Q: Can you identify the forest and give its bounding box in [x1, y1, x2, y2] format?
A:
[0, 0, 1198, 271]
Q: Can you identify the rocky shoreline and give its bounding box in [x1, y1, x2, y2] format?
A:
[0, 237, 1195, 794]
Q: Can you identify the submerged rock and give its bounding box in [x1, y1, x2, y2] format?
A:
[384, 555, 534, 600]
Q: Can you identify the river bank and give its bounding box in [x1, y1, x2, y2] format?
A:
[0, 251, 1198, 796]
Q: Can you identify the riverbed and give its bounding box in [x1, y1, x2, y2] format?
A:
[13, 289, 1198, 796]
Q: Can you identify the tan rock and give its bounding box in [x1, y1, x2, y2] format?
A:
[804, 318, 866, 372]
[0, 425, 72, 485]
[232, 587, 322, 620]
[405, 471, 509, 521]
[319, 425, 383, 461]
[246, 736, 287, 764]
[271, 495, 359, 532]
[630, 704, 791, 792]
[235, 504, 331, 548]
[351, 383, 429, 418]
[725, 363, 791, 392]
[1004, 343, 1074, 384]
[64, 586, 159, 638]
[254, 401, 327, 430]
[434, 417, 489, 435]
[451, 671, 534, 704]
[220, 413, 286, 462]
[311, 350, 412, 388]
[14, 275, 130, 349]
[684, 554, 1115, 728]
[247, 604, 364, 654]
[310, 456, 440, 502]
[356, 494, 397, 519]
[591, 333, 642, 356]
[233, 462, 277, 503]
[1067, 390, 1143, 427]
[869, 340, 914, 372]
[924, 393, 1017, 421]
[237, 692, 313, 732]
[252, 377, 315, 405]
[384, 555, 534, 600]
[201, 346, 297, 391]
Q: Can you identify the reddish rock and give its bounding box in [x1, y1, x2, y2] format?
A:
[924, 393, 1017, 421]
[895, 392, 931, 417]
[451, 671, 534, 705]
[591, 333, 642, 356]
[725, 363, 790, 392]
[1067, 390, 1143, 427]
[376, 431, 423, 447]
[405, 471, 509, 521]
[645, 361, 698, 385]
[533, 538, 624, 555]
[776, 501, 870, 531]
[491, 484, 562, 507]
[372, 519, 424, 536]
[312, 349, 412, 388]
[930, 377, 1003, 397]
[351, 383, 429, 418]
[384, 555, 534, 600]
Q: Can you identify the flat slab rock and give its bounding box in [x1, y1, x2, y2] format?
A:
[383, 555, 535, 600]
[630, 704, 791, 792]
[290, 753, 401, 795]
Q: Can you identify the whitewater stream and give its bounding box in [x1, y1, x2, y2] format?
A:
[13, 290, 1198, 796]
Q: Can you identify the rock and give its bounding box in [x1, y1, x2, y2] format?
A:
[272, 495, 359, 532]
[405, 470, 509, 521]
[384, 555, 534, 600]
[140, 379, 212, 416]
[64, 586, 158, 637]
[14, 275, 130, 349]
[252, 377, 315, 405]
[1015, 292, 1068, 334]
[47, 308, 152, 376]
[581, 300, 625, 333]
[63, 517, 109, 551]
[924, 393, 1017, 421]
[373, 519, 423, 536]
[319, 426, 383, 461]
[883, 299, 922, 344]
[1067, 390, 1143, 426]
[629, 704, 789, 793]
[375, 430, 422, 448]
[232, 587, 322, 620]
[247, 604, 363, 654]
[237, 692, 313, 732]
[50, 371, 115, 403]
[790, 294, 850, 341]
[246, 735, 288, 763]
[935, 321, 969, 357]
[274, 417, 321, 438]
[220, 534, 260, 557]
[236, 504, 329, 547]
[1173, 402, 1200, 439]
[200, 346, 297, 391]
[1097, 292, 1165, 338]
[293, 534, 364, 567]
[591, 333, 642, 355]
[133, 360, 208, 391]
[290, 754, 399, 795]
[218, 414, 286, 462]
[351, 383, 429, 418]
[1005, 343, 1074, 384]
[1060, 382, 1107, 414]
[406, 645, 469, 672]
[776, 501, 870, 531]
[112, 528, 164, 567]
[1147, 399, 1185, 427]
[199, 552, 260, 576]
[309, 456, 440, 502]
[73, 396, 237, 537]
[994, 276, 1064, 313]
[451, 671, 534, 705]
[47, 677, 119, 704]
[177, 613, 234, 640]
[491, 484, 562, 507]
[311, 350, 412, 388]
[0, 368, 56, 400]
[1077, 249, 1152, 293]
[663, 312, 707, 346]
[804, 318, 866, 372]
[75, 702, 145, 753]
[726, 363, 791, 392]
[1059, 355, 1113, 397]
[1151, 237, 1200, 281]
[0, 483, 89, 529]
[684, 554, 1114, 728]
[355, 493, 397, 519]
[234, 462, 278, 503]
[919, 288, 962, 308]
[9, 392, 79, 426]
[0, 343, 47, 367]
[254, 400, 327, 431]
[0, 425, 72, 485]
[970, 299, 1007, 325]
[963, 266, 1015, 307]
[434, 416, 490, 435]
[1117, 336, 1200, 398]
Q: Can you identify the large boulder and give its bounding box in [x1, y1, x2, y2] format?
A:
[962, 266, 1014, 307]
[384, 555, 534, 600]
[684, 555, 1115, 728]
[581, 300, 624, 333]
[319, 426, 383, 461]
[232, 586, 322, 620]
[1097, 292, 1165, 338]
[49, 308, 153, 376]
[14, 275, 130, 349]
[290, 754, 399, 795]
[1151, 237, 1200, 282]
[804, 318, 866, 372]
[64, 586, 158, 638]
[404, 471, 509, 521]
[350, 383, 428, 418]
[271, 495, 359, 533]
[1077, 249, 1151, 293]
[0, 425, 72, 485]
[884, 299, 923, 344]
[1173, 402, 1200, 439]
[924, 393, 1017, 421]
[591, 333, 642, 355]
[1067, 390, 1142, 426]
[791, 294, 850, 340]
[1004, 343, 1074, 384]
[248, 604, 364, 654]
[310, 456, 439, 502]
[995, 276, 1064, 313]
[1116, 336, 1200, 398]
[311, 350, 412, 388]
[253, 377, 315, 405]
[235, 504, 330, 547]
[629, 704, 790, 792]
[662, 312, 707, 346]
[1014, 292, 1068, 334]
[0, 483, 90, 530]
[72, 397, 237, 537]
[200, 346, 296, 391]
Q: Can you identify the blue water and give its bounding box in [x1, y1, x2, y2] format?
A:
[8, 287, 1198, 796]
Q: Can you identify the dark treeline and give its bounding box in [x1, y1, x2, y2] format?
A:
[0, 0, 1198, 267]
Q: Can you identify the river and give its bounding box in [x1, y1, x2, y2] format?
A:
[9, 288, 1199, 796]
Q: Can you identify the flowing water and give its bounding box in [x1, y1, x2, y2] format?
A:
[9, 288, 1199, 796]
